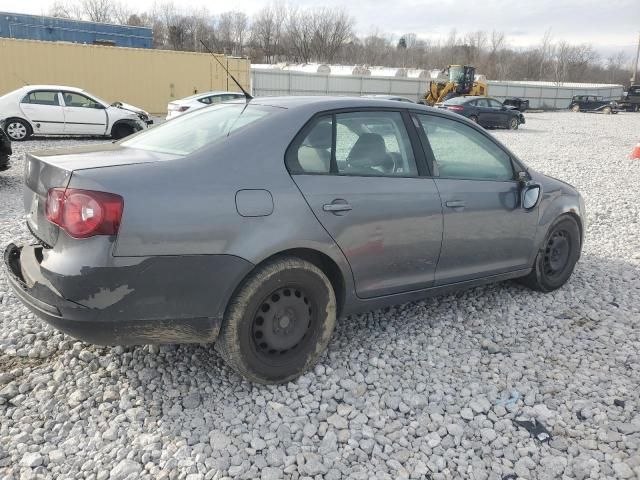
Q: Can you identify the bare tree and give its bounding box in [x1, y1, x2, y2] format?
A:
[251, 4, 288, 63]
[309, 8, 354, 63]
[81, 0, 113, 23]
[111, 2, 136, 25]
[48, 0, 82, 19]
[286, 7, 314, 63]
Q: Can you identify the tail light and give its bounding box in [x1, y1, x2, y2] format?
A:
[447, 105, 464, 111]
[178, 106, 190, 112]
[46, 188, 124, 238]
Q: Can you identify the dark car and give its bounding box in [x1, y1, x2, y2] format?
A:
[0, 120, 12, 171]
[440, 96, 525, 129]
[569, 95, 618, 114]
[616, 85, 640, 112]
[503, 97, 530, 113]
[4, 97, 585, 384]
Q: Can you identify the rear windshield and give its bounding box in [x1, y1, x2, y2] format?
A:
[121, 103, 275, 155]
[443, 96, 469, 105]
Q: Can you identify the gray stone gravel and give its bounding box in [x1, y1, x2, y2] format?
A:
[1, 112, 639, 479]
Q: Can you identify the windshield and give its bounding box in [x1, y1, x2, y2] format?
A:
[121, 103, 275, 155]
[449, 65, 465, 83]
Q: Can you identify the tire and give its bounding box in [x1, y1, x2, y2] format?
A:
[216, 256, 337, 384]
[469, 115, 479, 123]
[5, 118, 31, 141]
[508, 117, 519, 130]
[570, 104, 580, 112]
[519, 216, 581, 293]
[602, 106, 612, 115]
[111, 123, 134, 140]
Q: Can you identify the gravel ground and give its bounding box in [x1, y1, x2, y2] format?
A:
[1, 112, 639, 480]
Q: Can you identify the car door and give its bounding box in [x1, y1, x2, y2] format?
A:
[474, 98, 494, 126]
[61, 91, 108, 135]
[19, 90, 65, 134]
[287, 110, 443, 299]
[414, 113, 538, 285]
[487, 98, 508, 127]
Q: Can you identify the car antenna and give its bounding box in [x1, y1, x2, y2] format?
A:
[199, 40, 252, 102]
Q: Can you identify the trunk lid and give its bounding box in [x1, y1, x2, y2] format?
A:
[23, 143, 177, 246]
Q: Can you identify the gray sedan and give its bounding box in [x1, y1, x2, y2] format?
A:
[5, 97, 585, 384]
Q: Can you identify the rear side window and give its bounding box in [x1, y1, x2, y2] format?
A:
[21, 91, 60, 106]
[121, 104, 274, 155]
[416, 114, 514, 181]
[287, 111, 418, 177]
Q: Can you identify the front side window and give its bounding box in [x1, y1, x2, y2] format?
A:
[488, 99, 503, 109]
[21, 91, 60, 106]
[63, 92, 101, 109]
[121, 103, 274, 155]
[416, 114, 514, 181]
[476, 98, 489, 107]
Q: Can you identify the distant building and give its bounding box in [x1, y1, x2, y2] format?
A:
[0, 11, 152, 48]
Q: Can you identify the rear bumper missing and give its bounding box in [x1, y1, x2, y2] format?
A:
[4, 242, 253, 345]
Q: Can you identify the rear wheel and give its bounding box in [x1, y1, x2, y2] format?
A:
[508, 117, 519, 130]
[469, 115, 479, 123]
[570, 104, 580, 112]
[216, 257, 336, 384]
[519, 216, 581, 292]
[5, 118, 31, 141]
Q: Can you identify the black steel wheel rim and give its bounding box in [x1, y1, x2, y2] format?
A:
[543, 229, 570, 277]
[251, 286, 315, 358]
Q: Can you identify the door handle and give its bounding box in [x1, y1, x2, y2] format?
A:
[323, 200, 352, 214]
[445, 200, 466, 208]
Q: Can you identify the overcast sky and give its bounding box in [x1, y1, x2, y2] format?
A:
[1, 0, 638, 57]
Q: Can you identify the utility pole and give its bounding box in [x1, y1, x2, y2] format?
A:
[632, 32, 640, 85]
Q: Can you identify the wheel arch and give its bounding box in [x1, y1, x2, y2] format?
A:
[4, 116, 33, 135]
[110, 119, 142, 138]
[536, 203, 584, 263]
[227, 247, 348, 319]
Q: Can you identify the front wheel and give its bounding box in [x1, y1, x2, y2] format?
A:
[602, 106, 612, 115]
[216, 257, 336, 384]
[111, 123, 134, 140]
[570, 104, 580, 112]
[5, 119, 31, 141]
[519, 216, 581, 292]
[508, 117, 519, 130]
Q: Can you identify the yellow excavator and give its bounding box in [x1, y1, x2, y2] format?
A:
[423, 65, 488, 106]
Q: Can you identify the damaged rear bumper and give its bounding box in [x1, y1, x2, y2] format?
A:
[4, 242, 253, 345]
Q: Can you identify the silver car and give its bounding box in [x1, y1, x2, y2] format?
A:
[5, 97, 585, 384]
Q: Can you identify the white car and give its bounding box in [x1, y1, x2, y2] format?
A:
[0, 85, 152, 141]
[166, 91, 245, 120]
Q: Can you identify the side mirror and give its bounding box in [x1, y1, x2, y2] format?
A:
[522, 185, 541, 210]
